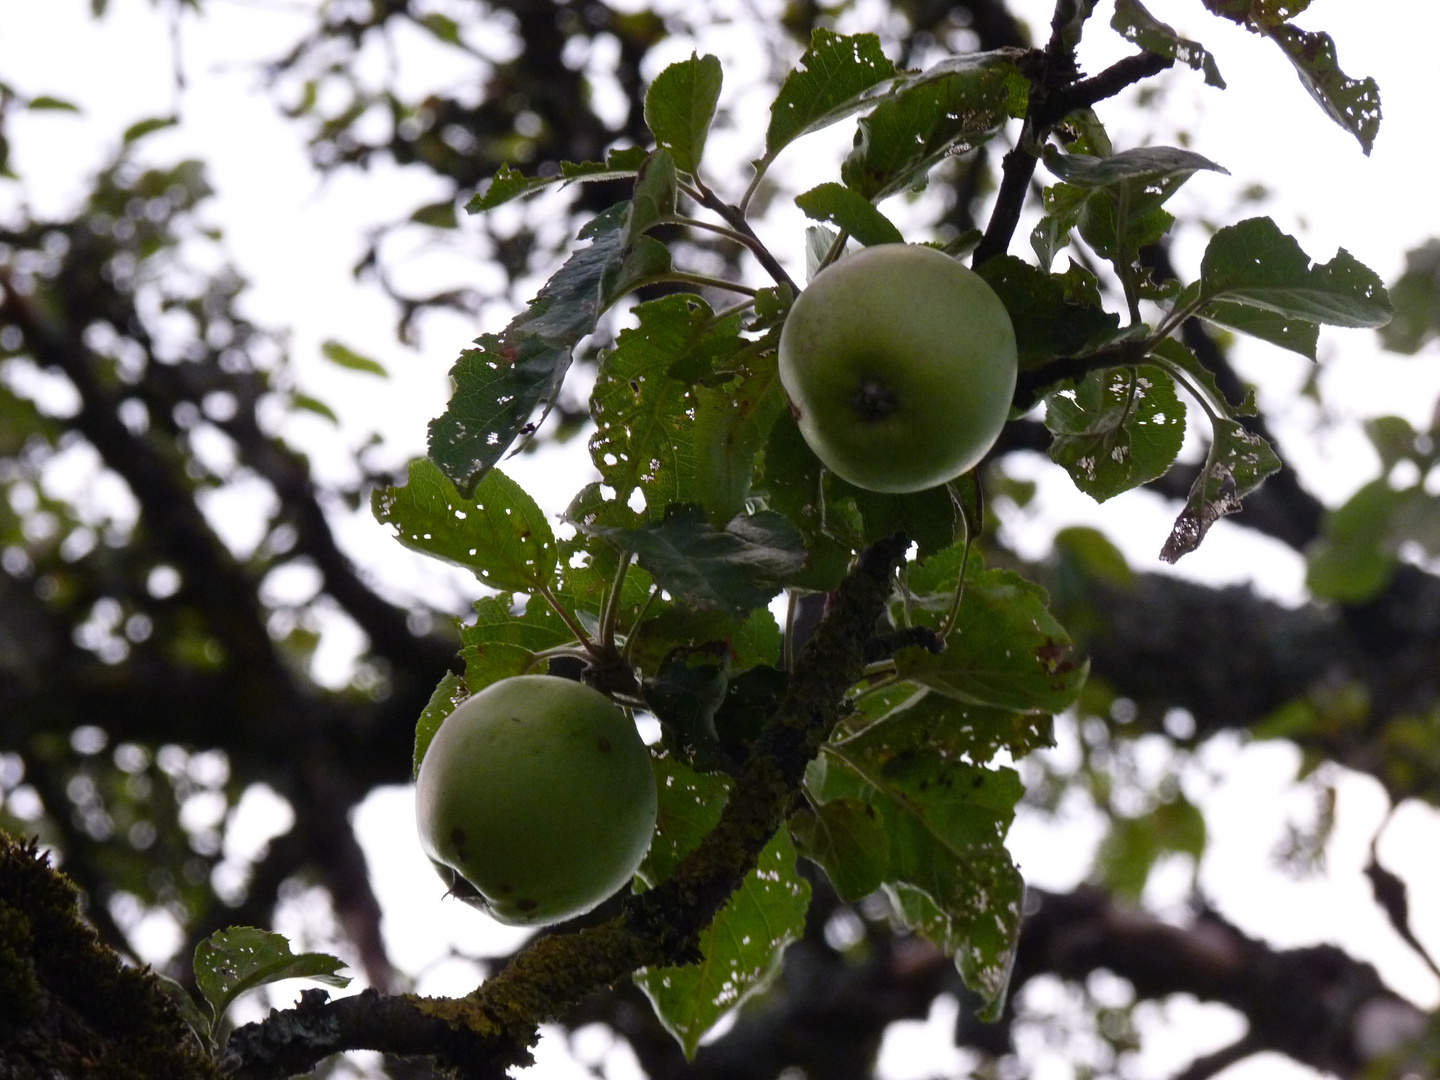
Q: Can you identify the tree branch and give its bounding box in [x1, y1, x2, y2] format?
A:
[975, 50, 1174, 266]
[222, 535, 911, 1079]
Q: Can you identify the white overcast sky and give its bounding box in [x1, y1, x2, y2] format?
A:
[4, 2, 1440, 1078]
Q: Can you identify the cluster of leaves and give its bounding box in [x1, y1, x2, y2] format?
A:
[366, 0, 1390, 1057]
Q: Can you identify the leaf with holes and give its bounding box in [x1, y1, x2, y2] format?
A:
[429, 214, 628, 495]
[808, 746, 1023, 1020]
[760, 29, 899, 168]
[193, 927, 349, 1043]
[588, 294, 747, 526]
[1112, 0, 1225, 87]
[842, 53, 1026, 201]
[373, 458, 556, 592]
[1161, 417, 1281, 562]
[636, 827, 811, 1058]
[1046, 364, 1187, 501]
[1198, 216, 1392, 327]
[894, 553, 1088, 714]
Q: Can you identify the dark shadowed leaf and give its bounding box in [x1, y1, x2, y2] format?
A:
[1199, 300, 1319, 359]
[976, 255, 1121, 367]
[579, 505, 806, 613]
[791, 797, 889, 901]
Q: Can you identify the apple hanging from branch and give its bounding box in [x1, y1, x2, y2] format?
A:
[416, 675, 658, 926]
[778, 243, 1018, 493]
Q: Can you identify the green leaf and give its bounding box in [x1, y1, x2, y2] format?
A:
[466, 146, 649, 213]
[153, 973, 209, 1049]
[794, 183, 904, 246]
[320, 340, 387, 377]
[639, 753, 731, 888]
[372, 458, 556, 592]
[429, 216, 627, 495]
[810, 746, 1023, 1020]
[417, 11, 462, 45]
[894, 556, 1089, 714]
[1160, 417, 1281, 562]
[413, 669, 468, 778]
[790, 798, 888, 902]
[193, 927, 349, 1039]
[1198, 300, 1319, 359]
[1151, 335, 1257, 417]
[1198, 216, 1392, 327]
[1378, 240, 1440, 355]
[290, 392, 339, 424]
[627, 150, 679, 235]
[1305, 478, 1403, 602]
[1042, 145, 1228, 195]
[27, 95, 81, 112]
[459, 593, 579, 693]
[637, 828, 811, 1058]
[644, 54, 723, 175]
[122, 115, 178, 143]
[1046, 364, 1187, 501]
[825, 478, 965, 561]
[627, 607, 781, 682]
[757, 413, 873, 590]
[842, 54, 1027, 201]
[761, 29, 899, 167]
[841, 688, 1055, 769]
[1262, 22, 1380, 155]
[1111, 0, 1226, 88]
[691, 360, 785, 524]
[577, 505, 806, 614]
[975, 255, 1121, 367]
[588, 296, 707, 526]
[1097, 795, 1207, 900]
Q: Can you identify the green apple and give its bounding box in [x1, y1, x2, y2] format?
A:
[415, 674, 657, 926]
[778, 243, 1018, 493]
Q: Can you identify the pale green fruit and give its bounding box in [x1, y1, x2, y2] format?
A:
[778, 243, 1018, 493]
[416, 674, 657, 926]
